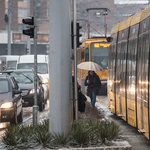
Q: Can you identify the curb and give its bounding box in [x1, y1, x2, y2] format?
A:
[58, 146, 132, 150]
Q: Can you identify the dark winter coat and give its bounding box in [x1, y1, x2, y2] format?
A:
[78, 90, 87, 112]
[84, 71, 101, 98]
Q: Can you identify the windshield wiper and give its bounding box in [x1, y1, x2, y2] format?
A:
[21, 73, 33, 82]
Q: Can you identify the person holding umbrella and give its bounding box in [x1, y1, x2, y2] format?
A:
[84, 70, 101, 108]
[77, 61, 103, 108]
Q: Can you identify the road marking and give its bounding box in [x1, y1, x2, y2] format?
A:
[96, 97, 108, 107]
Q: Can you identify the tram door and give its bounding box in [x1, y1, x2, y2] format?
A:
[115, 29, 128, 121]
[126, 25, 138, 127]
[115, 43, 122, 116]
[137, 32, 149, 139]
[108, 44, 116, 114]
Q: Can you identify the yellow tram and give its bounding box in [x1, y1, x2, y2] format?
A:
[108, 5, 150, 139]
[77, 37, 110, 95]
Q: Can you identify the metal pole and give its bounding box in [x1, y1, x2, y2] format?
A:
[33, 0, 39, 125]
[27, 0, 31, 54]
[88, 11, 90, 39]
[49, 0, 71, 134]
[73, 0, 78, 121]
[104, 12, 106, 37]
[8, 0, 11, 55]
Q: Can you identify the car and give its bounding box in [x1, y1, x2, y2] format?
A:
[9, 69, 45, 112]
[0, 73, 23, 124]
[17, 55, 49, 100]
[38, 74, 49, 104]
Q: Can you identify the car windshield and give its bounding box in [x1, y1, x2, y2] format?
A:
[7, 61, 17, 70]
[0, 80, 9, 93]
[17, 63, 48, 74]
[11, 72, 34, 83]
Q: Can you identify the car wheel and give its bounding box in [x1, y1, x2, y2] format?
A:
[17, 108, 23, 123]
[10, 106, 18, 125]
[39, 93, 45, 112]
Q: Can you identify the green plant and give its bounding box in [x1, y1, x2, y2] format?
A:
[17, 124, 35, 143]
[97, 120, 121, 144]
[51, 132, 70, 147]
[71, 121, 90, 147]
[106, 121, 121, 140]
[2, 125, 19, 146]
[87, 120, 101, 145]
[2, 119, 122, 149]
[33, 121, 52, 148]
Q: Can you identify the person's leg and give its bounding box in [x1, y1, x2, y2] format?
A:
[91, 91, 96, 107]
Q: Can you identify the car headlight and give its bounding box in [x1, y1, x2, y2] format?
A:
[42, 78, 49, 84]
[29, 89, 39, 94]
[1, 102, 13, 108]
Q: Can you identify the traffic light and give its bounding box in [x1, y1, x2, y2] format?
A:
[76, 23, 82, 47]
[22, 17, 34, 38]
[71, 22, 82, 49]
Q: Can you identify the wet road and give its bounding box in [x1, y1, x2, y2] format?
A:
[0, 100, 49, 139]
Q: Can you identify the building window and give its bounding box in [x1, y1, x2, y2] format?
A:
[18, 24, 25, 31]
[18, 8, 27, 18]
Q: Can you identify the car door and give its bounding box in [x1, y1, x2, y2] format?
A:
[10, 77, 22, 115]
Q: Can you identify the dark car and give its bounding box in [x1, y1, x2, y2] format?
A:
[0, 73, 23, 124]
[10, 69, 45, 112]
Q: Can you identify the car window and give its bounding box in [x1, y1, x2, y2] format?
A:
[10, 77, 19, 90]
[10, 78, 15, 89]
[12, 72, 33, 84]
[17, 63, 48, 74]
[0, 80, 9, 93]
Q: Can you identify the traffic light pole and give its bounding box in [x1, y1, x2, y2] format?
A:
[27, 0, 31, 54]
[73, 0, 78, 121]
[8, 0, 11, 55]
[33, 0, 39, 125]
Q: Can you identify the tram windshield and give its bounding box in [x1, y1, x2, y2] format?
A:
[90, 42, 109, 69]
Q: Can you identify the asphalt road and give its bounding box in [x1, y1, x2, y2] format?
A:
[0, 100, 50, 140]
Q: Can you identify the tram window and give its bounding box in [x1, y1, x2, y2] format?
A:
[81, 52, 84, 59]
[85, 48, 89, 61]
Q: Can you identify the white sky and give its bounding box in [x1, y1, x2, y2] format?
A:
[115, 0, 149, 4]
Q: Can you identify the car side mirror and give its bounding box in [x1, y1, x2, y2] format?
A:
[14, 90, 22, 94]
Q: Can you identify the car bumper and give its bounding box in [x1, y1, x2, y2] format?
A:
[1, 108, 14, 122]
[22, 94, 40, 107]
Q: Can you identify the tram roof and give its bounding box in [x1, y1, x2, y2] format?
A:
[141, 4, 150, 21]
[110, 22, 122, 35]
[131, 10, 143, 26]
[119, 16, 133, 31]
